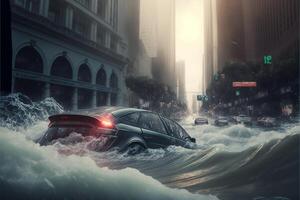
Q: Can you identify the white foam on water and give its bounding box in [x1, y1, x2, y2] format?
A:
[0, 127, 218, 200]
[181, 116, 299, 152]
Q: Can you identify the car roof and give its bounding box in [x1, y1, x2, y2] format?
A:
[61, 107, 149, 118]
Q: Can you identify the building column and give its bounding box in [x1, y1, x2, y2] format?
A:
[72, 88, 78, 110]
[90, 22, 97, 42]
[44, 82, 50, 99]
[106, 0, 112, 23]
[91, 0, 98, 13]
[107, 93, 111, 106]
[92, 90, 97, 108]
[39, 0, 49, 17]
[106, 32, 111, 48]
[65, 6, 74, 29]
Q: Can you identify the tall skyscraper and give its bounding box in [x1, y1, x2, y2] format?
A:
[203, 0, 299, 92]
[139, 0, 176, 92]
[242, 0, 299, 63]
[176, 61, 186, 104]
[203, 0, 218, 93]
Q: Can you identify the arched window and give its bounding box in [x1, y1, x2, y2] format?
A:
[51, 56, 72, 79]
[78, 64, 91, 82]
[96, 68, 107, 86]
[15, 46, 43, 73]
[109, 72, 118, 89]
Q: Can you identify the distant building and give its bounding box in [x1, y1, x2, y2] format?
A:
[242, 0, 299, 63]
[191, 94, 197, 114]
[216, 0, 245, 68]
[10, 0, 138, 110]
[139, 0, 176, 92]
[203, 0, 218, 93]
[176, 61, 186, 104]
[203, 0, 299, 92]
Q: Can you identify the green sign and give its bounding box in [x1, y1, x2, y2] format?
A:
[204, 96, 208, 101]
[263, 55, 272, 64]
[235, 90, 240, 96]
[197, 95, 202, 101]
[197, 95, 209, 101]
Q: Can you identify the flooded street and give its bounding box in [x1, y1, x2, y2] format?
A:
[0, 95, 299, 200]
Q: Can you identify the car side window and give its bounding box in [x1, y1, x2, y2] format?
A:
[138, 112, 167, 134]
[119, 112, 140, 125]
[161, 118, 179, 138]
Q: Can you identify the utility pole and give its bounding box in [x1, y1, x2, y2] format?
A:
[0, 0, 12, 96]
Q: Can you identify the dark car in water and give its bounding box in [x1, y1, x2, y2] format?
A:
[39, 107, 196, 154]
[214, 116, 229, 126]
[232, 114, 253, 126]
[194, 117, 208, 125]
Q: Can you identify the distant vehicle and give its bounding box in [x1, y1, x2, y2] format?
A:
[233, 114, 252, 126]
[215, 116, 229, 126]
[194, 117, 208, 125]
[257, 117, 277, 127]
[39, 107, 196, 155]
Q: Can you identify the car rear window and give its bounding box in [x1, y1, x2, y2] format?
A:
[40, 125, 92, 144]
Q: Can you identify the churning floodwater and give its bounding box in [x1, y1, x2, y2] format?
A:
[0, 94, 299, 200]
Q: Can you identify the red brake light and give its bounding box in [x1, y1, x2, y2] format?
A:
[97, 114, 115, 129]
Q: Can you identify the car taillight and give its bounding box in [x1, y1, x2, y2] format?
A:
[97, 114, 115, 129]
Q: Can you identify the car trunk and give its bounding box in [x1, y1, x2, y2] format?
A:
[39, 114, 117, 149]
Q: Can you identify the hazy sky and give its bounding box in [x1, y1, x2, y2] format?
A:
[176, 0, 204, 110]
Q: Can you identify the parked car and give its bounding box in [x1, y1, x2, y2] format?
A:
[257, 117, 277, 127]
[233, 114, 252, 126]
[194, 117, 209, 125]
[39, 107, 196, 155]
[215, 116, 229, 126]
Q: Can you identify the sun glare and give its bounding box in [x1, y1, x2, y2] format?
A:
[176, 0, 204, 112]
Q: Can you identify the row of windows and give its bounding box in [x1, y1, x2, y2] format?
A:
[120, 112, 190, 140]
[15, 0, 113, 23]
[254, 0, 299, 49]
[14, 0, 119, 51]
[15, 46, 118, 88]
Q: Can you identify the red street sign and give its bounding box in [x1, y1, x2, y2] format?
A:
[232, 82, 257, 88]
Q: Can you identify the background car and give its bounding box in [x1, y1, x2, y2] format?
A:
[194, 117, 209, 125]
[256, 117, 277, 127]
[39, 107, 196, 154]
[215, 116, 229, 126]
[233, 114, 252, 126]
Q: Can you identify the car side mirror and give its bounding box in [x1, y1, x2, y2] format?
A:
[190, 137, 196, 143]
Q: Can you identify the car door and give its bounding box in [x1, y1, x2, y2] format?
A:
[138, 112, 174, 148]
